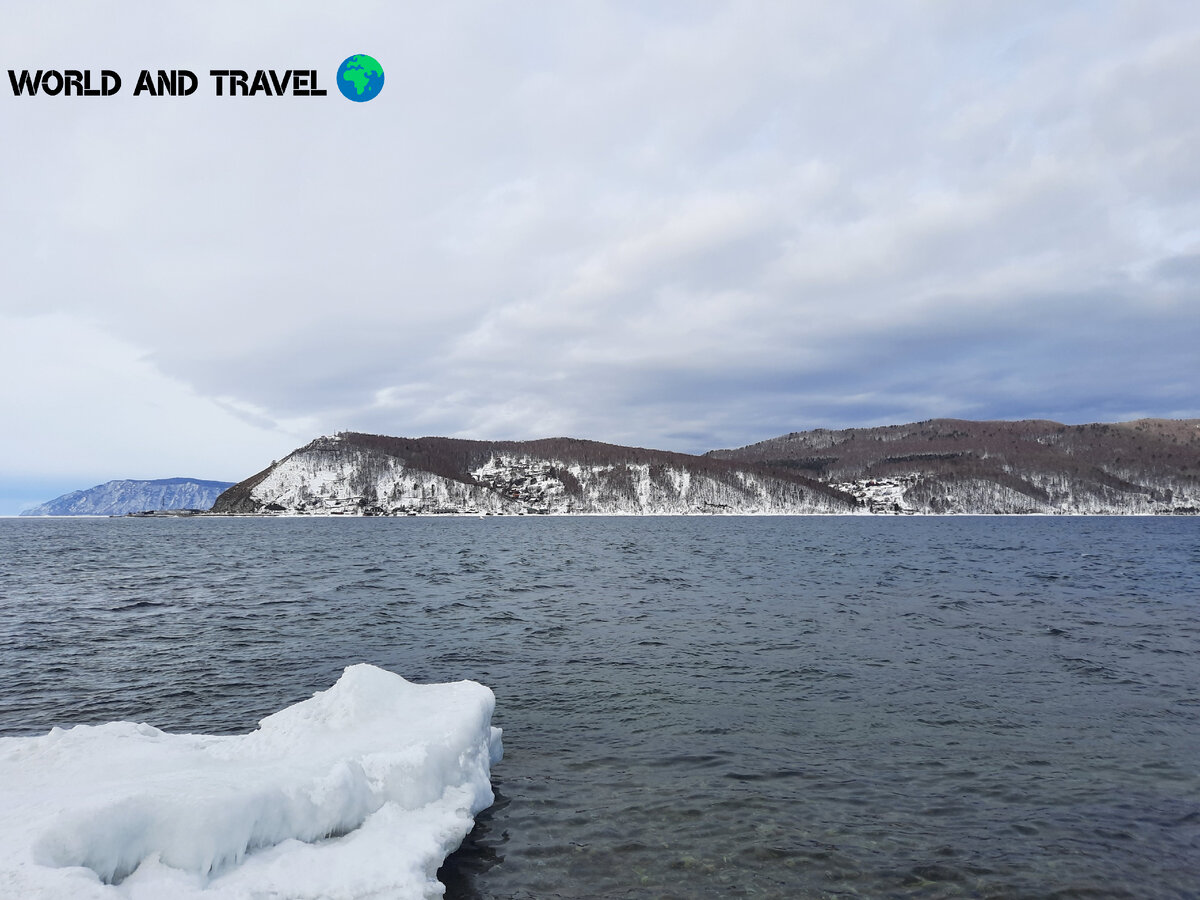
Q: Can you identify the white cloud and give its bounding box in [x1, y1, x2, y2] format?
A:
[0, 314, 300, 511]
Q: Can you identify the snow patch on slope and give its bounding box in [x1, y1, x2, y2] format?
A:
[468, 454, 844, 514]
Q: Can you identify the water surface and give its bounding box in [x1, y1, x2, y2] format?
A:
[1, 516, 1197, 898]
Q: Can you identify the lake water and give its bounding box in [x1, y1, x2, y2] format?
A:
[1, 516, 1197, 898]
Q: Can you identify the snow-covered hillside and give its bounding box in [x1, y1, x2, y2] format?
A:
[719, 418, 1200, 515]
[211, 434, 855, 516]
[211, 423, 1200, 517]
[20, 479, 235, 517]
[830, 471, 1200, 514]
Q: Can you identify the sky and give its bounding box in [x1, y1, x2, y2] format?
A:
[2, 2, 1198, 514]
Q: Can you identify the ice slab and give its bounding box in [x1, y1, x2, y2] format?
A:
[0, 664, 502, 899]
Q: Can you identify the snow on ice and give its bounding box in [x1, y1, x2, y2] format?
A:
[0, 665, 503, 899]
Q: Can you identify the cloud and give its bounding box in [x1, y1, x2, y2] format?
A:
[0, 314, 299, 513]
[2, 1, 1198, 497]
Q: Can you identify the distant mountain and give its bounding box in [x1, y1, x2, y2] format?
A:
[708, 418, 1200, 514]
[20, 478, 236, 517]
[211, 433, 856, 516]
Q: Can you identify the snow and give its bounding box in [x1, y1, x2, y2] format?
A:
[0, 665, 503, 900]
[236, 440, 1200, 516]
[252, 444, 509, 516]
[232, 439, 856, 517]
[831, 476, 918, 514]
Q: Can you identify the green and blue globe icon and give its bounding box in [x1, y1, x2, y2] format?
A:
[337, 54, 384, 102]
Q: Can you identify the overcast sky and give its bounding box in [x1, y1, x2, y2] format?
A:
[2, 2, 1198, 513]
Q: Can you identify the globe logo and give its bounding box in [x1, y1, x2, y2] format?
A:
[336, 54, 384, 102]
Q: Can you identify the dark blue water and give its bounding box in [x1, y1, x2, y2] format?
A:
[1, 516, 1197, 898]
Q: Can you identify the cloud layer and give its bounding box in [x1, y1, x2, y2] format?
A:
[2, 2, 1198, 510]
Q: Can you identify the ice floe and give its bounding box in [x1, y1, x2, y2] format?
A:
[0, 664, 502, 899]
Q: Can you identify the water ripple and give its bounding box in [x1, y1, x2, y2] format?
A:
[2, 515, 1198, 898]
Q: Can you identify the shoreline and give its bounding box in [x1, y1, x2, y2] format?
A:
[3, 511, 1194, 520]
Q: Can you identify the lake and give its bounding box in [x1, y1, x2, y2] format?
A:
[1, 516, 1197, 898]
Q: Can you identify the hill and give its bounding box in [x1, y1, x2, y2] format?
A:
[211, 433, 855, 516]
[708, 418, 1200, 514]
[20, 478, 236, 517]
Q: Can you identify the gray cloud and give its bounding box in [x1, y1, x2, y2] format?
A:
[2, 1, 1198, 511]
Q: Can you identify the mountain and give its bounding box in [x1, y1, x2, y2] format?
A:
[211, 433, 856, 516]
[210, 419, 1200, 518]
[20, 478, 236, 517]
[708, 418, 1200, 514]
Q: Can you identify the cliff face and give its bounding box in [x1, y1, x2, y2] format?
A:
[210, 433, 856, 516]
[20, 478, 235, 516]
[710, 418, 1200, 515]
